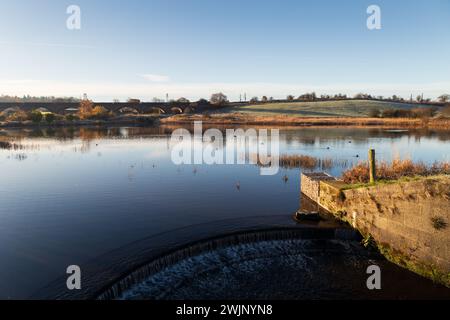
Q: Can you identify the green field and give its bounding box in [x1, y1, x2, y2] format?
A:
[220, 100, 432, 117]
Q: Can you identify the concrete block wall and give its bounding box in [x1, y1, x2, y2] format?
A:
[300, 172, 337, 203]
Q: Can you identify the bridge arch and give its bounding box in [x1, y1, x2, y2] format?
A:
[183, 106, 195, 114]
[148, 107, 166, 115]
[118, 107, 139, 114]
[170, 107, 183, 114]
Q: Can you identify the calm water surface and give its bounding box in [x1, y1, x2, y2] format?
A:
[1, 126, 450, 299]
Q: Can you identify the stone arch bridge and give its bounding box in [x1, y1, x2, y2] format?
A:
[0, 102, 203, 115]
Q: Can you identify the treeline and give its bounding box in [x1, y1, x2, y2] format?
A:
[249, 92, 450, 105]
[0, 95, 80, 103]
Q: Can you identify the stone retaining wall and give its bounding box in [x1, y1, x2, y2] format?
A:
[318, 176, 450, 286]
[300, 172, 337, 203]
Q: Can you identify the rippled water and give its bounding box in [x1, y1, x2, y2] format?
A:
[1, 126, 450, 299]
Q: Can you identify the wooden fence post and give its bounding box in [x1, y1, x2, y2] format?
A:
[369, 149, 376, 184]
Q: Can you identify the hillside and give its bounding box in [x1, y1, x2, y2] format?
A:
[219, 100, 435, 118]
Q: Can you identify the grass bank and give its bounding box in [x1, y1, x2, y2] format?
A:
[221, 99, 434, 117]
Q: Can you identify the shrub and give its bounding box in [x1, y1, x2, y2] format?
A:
[79, 99, 94, 119]
[411, 108, 436, 118]
[90, 106, 110, 120]
[8, 110, 29, 121]
[431, 217, 447, 230]
[44, 113, 55, 124]
[395, 109, 412, 118]
[442, 104, 450, 117]
[381, 108, 436, 119]
[368, 109, 380, 118]
[30, 110, 43, 123]
[381, 109, 412, 118]
[65, 114, 78, 122]
[381, 109, 395, 118]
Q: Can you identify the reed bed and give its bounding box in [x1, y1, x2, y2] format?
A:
[254, 154, 348, 170]
[161, 114, 450, 129]
[279, 154, 332, 170]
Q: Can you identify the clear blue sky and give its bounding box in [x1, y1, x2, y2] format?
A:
[0, 0, 449, 101]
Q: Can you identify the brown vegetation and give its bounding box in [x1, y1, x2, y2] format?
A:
[161, 113, 450, 128]
[6, 110, 29, 122]
[78, 100, 111, 120]
[379, 107, 437, 119]
[442, 104, 450, 117]
[342, 159, 450, 184]
[90, 106, 111, 119]
[78, 100, 94, 119]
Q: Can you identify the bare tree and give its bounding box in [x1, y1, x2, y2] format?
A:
[79, 99, 94, 119]
[177, 97, 190, 103]
[210, 93, 228, 106]
[438, 94, 450, 103]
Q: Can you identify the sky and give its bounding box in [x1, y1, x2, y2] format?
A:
[0, 0, 449, 102]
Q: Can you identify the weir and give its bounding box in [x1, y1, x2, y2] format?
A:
[32, 214, 358, 300]
[98, 228, 360, 300]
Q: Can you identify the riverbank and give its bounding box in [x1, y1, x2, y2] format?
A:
[161, 113, 450, 128]
[0, 115, 158, 129]
[3, 115, 450, 131]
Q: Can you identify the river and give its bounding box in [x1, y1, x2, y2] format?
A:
[1, 125, 449, 299]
